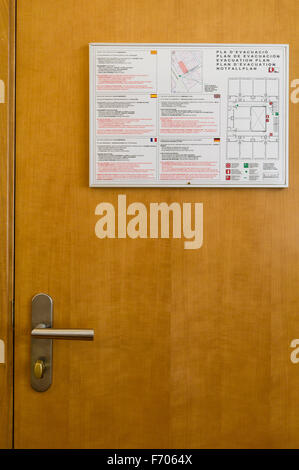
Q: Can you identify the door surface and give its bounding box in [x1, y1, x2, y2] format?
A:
[15, 0, 299, 448]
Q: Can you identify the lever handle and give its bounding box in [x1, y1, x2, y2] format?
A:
[31, 325, 94, 340]
[31, 293, 95, 392]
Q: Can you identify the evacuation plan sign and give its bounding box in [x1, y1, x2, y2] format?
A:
[89, 43, 289, 188]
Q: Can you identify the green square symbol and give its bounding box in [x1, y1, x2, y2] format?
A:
[244, 163, 249, 168]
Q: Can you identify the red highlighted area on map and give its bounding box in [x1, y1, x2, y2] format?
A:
[178, 61, 188, 74]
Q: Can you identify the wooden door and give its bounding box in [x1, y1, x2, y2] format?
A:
[0, 0, 14, 449]
[14, 0, 299, 448]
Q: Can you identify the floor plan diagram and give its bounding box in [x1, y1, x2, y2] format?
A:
[227, 78, 279, 160]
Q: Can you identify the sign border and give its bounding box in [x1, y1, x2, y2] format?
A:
[89, 43, 289, 188]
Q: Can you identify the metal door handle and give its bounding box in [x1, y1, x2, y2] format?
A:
[31, 325, 94, 340]
[31, 293, 94, 392]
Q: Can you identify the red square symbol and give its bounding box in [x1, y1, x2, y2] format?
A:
[226, 163, 231, 168]
[270, 133, 273, 136]
[266, 119, 269, 122]
[226, 175, 231, 180]
[226, 169, 231, 174]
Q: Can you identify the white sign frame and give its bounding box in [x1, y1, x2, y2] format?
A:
[89, 43, 289, 188]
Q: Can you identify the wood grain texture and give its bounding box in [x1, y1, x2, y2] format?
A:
[15, 0, 299, 448]
[0, 0, 14, 450]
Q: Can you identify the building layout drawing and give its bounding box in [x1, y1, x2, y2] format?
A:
[171, 50, 203, 93]
[226, 78, 279, 160]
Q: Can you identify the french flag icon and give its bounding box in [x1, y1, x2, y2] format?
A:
[150, 138, 157, 142]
